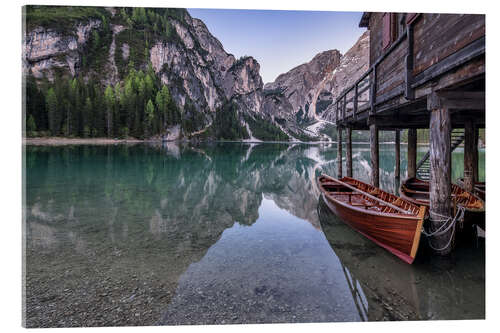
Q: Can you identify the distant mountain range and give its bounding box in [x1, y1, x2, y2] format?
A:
[23, 6, 369, 141]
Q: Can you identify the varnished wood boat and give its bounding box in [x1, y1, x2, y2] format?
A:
[400, 177, 485, 230]
[316, 174, 426, 264]
[455, 178, 485, 200]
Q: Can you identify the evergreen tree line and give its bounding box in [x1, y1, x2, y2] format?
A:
[212, 102, 249, 140]
[25, 63, 182, 139]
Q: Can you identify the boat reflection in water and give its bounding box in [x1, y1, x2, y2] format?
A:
[317, 195, 485, 321]
[24, 142, 485, 326]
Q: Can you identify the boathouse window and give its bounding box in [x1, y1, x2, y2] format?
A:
[382, 13, 398, 49]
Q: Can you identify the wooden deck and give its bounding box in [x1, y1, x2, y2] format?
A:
[330, 13, 485, 130]
[331, 12, 485, 256]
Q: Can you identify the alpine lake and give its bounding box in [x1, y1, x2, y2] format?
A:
[24, 141, 485, 327]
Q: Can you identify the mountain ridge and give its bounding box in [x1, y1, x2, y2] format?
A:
[23, 6, 369, 142]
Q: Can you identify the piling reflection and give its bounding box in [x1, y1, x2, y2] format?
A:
[24, 142, 484, 327]
[318, 195, 485, 320]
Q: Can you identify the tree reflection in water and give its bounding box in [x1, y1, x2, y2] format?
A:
[24, 142, 484, 327]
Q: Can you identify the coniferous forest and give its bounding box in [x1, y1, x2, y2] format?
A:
[25, 64, 182, 139]
[23, 7, 193, 139]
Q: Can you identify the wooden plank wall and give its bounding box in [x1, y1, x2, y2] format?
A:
[412, 14, 485, 76]
[368, 12, 384, 65]
[368, 12, 407, 108]
[366, 12, 485, 112]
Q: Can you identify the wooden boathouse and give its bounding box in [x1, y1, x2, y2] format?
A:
[332, 12, 485, 255]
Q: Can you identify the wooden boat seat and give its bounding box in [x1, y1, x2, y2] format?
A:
[350, 203, 378, 208]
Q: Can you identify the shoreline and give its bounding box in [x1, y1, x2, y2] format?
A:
[24, 137, 145, 146]
[22, 137, 485, 148]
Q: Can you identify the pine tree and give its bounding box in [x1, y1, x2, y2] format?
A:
[82, 97, 92, 137]
[27, 114, 37, 134]
[104, 85, 115, 137]
[45, 88, 59, 136]
[144, 99, 155, 138]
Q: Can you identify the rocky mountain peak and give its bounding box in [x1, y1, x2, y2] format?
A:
[23, 6, 369, 142]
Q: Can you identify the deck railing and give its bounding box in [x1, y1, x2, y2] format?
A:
[333, 30, 408, 123]
[334, 69, 372, 123]
[332, 23, 485, 125]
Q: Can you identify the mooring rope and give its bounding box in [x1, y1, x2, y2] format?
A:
[422, 206, 465, 251]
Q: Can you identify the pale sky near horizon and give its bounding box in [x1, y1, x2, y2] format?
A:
[187, 9, 366, 84]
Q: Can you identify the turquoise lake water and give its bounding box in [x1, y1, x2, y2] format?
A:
[24, 142, 485, 327]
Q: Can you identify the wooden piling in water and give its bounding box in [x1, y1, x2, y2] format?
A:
[370, 123, 379, 187]
[407, 129, 417, 179]
[395, 130, 400, 180]
[428, 94, 453, 255]
[331, 13, 485, 258]
[337, 126, 343, 178]
[464, 119, 475, 192]
[473, 125, 479, 183]
[346, 127, 353, 177]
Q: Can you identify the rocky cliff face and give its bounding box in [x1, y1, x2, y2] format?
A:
[262, 50, 341, 124]
[23, 20, 101, 80]
[23, 6, 368, 141]
[23, 7, 273, 139]
[316, 30, 370, 123]
[261, 31, 370, 139]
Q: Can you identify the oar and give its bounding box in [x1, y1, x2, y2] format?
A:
[321, 175, 412, 215]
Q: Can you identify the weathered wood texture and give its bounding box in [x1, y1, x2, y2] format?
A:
[412, 14, 485, 75]
[369, 13, 407, 65]
[407, 129, 417, 178]
[336, 12, 485, 139]
[346, 127, 353, 177]
[464, 120, 475, 192]
[357, 13, 485, 125]
[337, 126, 343, 178]
[395, 130, 401, 180]
[429, 105, 453, 255]
[370, 123, 379, 187]
[367, 13, 408, 109]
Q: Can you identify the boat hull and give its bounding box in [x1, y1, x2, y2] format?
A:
[316, 175, 426, 264]
[321, 194, 423, 264]
[400, 177, 485, 230]
[456, 178, 485, 200]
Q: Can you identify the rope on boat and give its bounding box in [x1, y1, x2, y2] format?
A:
[421, 206, 465, 252]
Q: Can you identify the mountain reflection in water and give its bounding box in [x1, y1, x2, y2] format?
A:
[24, 142, 484, 327]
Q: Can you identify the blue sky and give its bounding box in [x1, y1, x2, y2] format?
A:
[187, 9, 365, 84]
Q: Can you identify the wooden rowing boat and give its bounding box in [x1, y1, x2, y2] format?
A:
[316, 174, 426, 264]
[455, 178, 485, 200]
[399, 177, 485, 230]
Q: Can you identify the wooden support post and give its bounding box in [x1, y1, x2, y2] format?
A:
[370, 123, 379, 187]
[337, 126, 343, 178]
[395, 130, 401, 180]
[428, 93, 453, 255]
[473, 125, 479, 183]
[464, 120, 475, 192]
[407, 129, 417, 178]
[346, 127, 353, 177]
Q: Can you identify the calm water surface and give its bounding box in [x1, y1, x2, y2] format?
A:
[24, 142, 485, 327]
